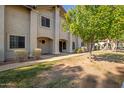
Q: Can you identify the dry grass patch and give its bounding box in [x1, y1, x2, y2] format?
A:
[0, 51, 124, 88]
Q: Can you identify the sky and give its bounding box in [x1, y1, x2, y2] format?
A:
[63, 5, 75, 11]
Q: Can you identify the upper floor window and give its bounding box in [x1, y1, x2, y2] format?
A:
[41, 16, 50, 27]
[10, 35, 25, 49]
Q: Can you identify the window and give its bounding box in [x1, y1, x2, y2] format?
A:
[10, 35, 25, 48]
[81, 42, 84, 47]
[63, 42, 66, 49]
[41, 16, 50, 27]
[72, 42, 75, 49]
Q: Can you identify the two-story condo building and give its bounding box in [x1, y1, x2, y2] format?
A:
[0, 5, 82, 62]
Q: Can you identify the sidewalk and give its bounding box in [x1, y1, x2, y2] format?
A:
[0, 53, 85, 72]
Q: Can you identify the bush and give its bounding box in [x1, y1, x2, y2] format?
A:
[74, 47, 86, 53]
[33, 48, 42, 59]
[82, 47, 87, 52]
[14, 49, 28, 62]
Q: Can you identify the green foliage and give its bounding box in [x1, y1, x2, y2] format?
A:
[108, 6, 124, 41]
[74, 47, 87, 53]
[64, 5, 124, 50]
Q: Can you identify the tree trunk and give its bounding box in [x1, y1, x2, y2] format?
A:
[111, 40, 115, 51]
[88, 42, 93, 62]
[115, 40, 118, 52]
[104, 39, 110, 50]
[111, 40, 118, 52]
[114, 40, 118, 52]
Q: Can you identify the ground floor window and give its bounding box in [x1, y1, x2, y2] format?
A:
[10, 35, 25, 48]
[72, 42, 75, 49]
[81, 42, 84, 47]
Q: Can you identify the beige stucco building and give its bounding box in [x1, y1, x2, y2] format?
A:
[0, 5, 82, 62]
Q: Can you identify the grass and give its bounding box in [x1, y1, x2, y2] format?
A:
[0, 62, 55, 87]
[94, 51, 124, 63]
[46, 77, 70, 88]
[0, 50, 124, 88]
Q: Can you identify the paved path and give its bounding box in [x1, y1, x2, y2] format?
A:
[0, 53, 85, 72]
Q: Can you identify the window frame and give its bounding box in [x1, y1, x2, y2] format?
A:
[81, 42, 84, 47]
[41, 16, 50, 28]
[10, 35, 25, 49]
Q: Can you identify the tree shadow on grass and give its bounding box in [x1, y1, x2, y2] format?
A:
[0, 63, 85, 88]
[115, 50, 124, 53]
[99, 65, 124, 88]
[116, 66, 124, 75]
[115, 66, 124, 86]
[0, 62, 54, 87]
[39, 65, 84, 88]
[94, 53, 124, 63]
[39, 63, 124, 88]
[0, 63, 118, 88]
[34, 64, 99, 88]
[79, 75, 98, 88]
[102, 71, 121, 88]
[0, 61, 124, 88]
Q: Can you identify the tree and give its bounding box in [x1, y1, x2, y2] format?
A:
[107, 6, 124, 51]
[63, 5, 114, 61]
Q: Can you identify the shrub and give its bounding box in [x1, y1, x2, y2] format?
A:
[33, 48, 42, 59]
[13, 49, 28, 62]
[74, 47, 86, 53]
[77, 48, 83, 53]
[74, 48, 78, 53]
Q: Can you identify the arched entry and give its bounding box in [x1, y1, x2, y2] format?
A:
[37, 37, 53, 54]
[59, 39, 67, 53]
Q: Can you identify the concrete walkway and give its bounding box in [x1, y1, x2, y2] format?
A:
[0, 53, 85, 72]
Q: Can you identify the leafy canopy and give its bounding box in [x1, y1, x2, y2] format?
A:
[64, 5, 124, 44]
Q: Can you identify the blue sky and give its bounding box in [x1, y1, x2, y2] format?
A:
[63, 5, 75, 11]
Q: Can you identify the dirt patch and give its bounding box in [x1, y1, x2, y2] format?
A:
[0, 51, 124, 88]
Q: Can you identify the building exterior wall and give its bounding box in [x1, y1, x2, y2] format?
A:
[0, 5, 82, 62]
[60, 17, 69, 40]
[0, 6, 5, 61]
[76, 37, 82, 48]
[53, 6, 60, 54]
[72, 35, 77, 50]
[37, 37, 53, 54]
[29, 10, 38, 57]
[37, 7, 54, 39]
[5, 5, 30, 59]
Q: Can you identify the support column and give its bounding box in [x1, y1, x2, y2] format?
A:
[53, 6, 60, 54]
[0, 6, 5, 62]
[68, 32, 73, 53]
[29, 10, 38, 57]
[77, 37, 81, 48]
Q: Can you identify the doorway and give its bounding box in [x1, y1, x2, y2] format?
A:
[59, 41, 63, 52]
